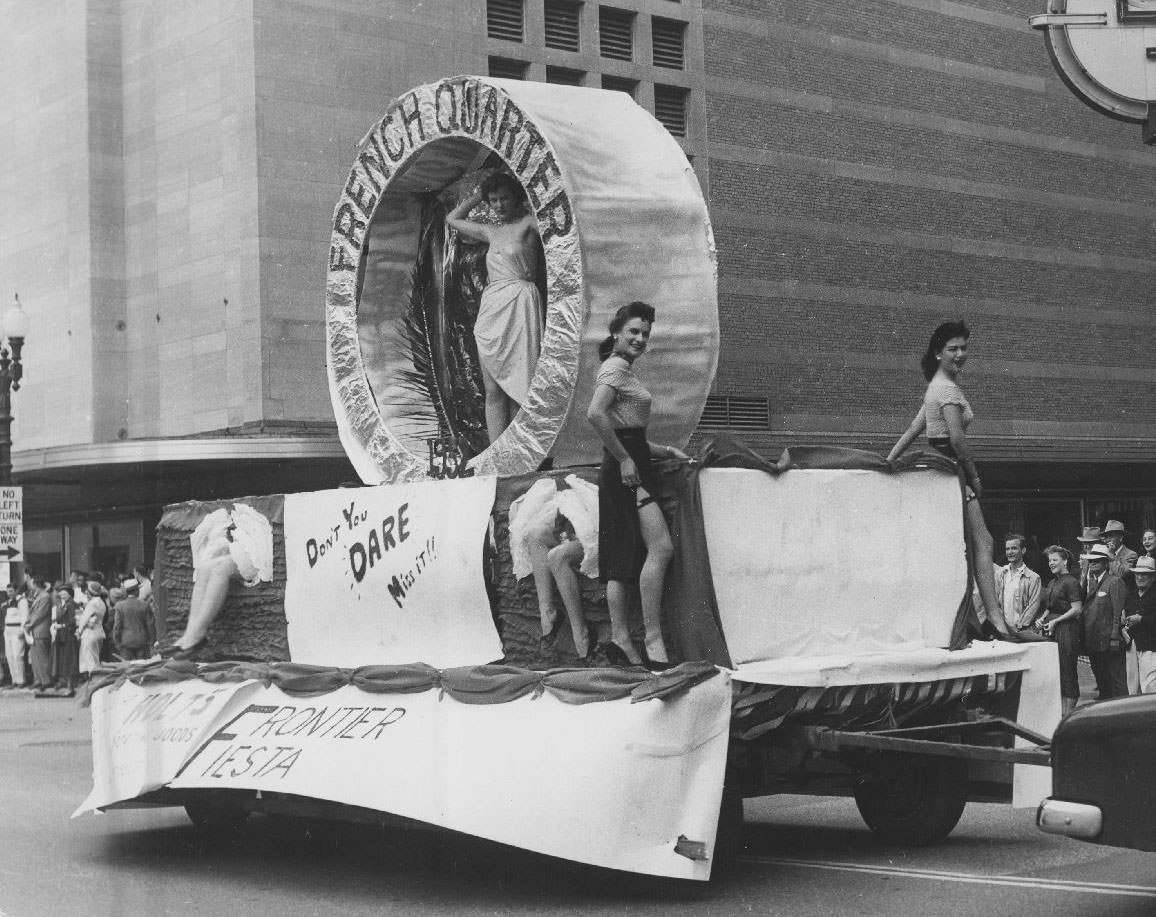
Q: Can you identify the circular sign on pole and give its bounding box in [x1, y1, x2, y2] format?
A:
[326, 76, 718, 484]
[1030, 0, 1156, 136]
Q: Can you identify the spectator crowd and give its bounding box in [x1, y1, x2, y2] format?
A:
[1, 566, 154, 696]
[979, 520, 1156, 716]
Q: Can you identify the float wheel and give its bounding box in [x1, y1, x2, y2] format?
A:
[853, 755, 968, 846]
[184, 799, 250, 836]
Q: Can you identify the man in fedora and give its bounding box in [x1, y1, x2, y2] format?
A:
[112, 578, 154, 662]
[1124, 556, 1156, 694]
[1081, 543, 1129, 700]
[1102, 520, 1138, 583]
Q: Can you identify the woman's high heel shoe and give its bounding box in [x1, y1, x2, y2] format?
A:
[157, 637, 207, 660]
[581, 628, 599, 664]
[639, 647, 674, 672]
[540, 615, 562, 650]
[604, 641, 640, 667]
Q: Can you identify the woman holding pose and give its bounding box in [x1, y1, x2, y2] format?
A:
[886, 320, 1016, 638]
[587, 301, 688, 668]
[158, 503, 274, 660]
[509, 475, 601, 662]
[447, 172, 543, 444]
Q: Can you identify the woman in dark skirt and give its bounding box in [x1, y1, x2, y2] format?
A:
[886, 320, 1015, 638]
[1038, 545, 1083, 716]
[586, 301, 688, 669]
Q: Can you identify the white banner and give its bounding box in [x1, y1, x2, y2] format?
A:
[283, 476, 501, 668]
[701, 467, 967, 662]
[168, 675, 732, 879]
[75, 678, 262, 815]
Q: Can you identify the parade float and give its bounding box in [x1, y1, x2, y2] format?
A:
[76, 77, 1060, 882]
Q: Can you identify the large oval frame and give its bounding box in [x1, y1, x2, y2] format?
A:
[327, 76, 718, 483]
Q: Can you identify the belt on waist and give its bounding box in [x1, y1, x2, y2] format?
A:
[5, 623, 22, 627]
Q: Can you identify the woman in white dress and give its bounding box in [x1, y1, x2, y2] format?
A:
[76, 582, 108, 676]
[447, 172, 543, 444]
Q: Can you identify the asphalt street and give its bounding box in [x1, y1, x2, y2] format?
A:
[0, 687, 1153, 917]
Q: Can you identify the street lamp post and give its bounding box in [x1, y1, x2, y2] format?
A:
[0, 295, 31, 488]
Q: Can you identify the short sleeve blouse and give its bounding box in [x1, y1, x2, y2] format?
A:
[923, 376, 974, 439]
[1041, 573, 1080, 621]
[596, 358, 651, 429]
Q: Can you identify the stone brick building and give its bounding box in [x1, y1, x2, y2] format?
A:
[1, 0, 1153, 578]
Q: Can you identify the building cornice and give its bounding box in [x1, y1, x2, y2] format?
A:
[13, 436, 348, 474]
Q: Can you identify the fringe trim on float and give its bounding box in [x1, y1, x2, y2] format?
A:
[730, 670, 1020, 742]
[82, 658, 721, 707]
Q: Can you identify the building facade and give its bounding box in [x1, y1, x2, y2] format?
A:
[1, 0, 1154, 580]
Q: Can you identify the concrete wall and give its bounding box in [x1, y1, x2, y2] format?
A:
[701, 0, 1156, 461]
[250, 0, 490, 423]
[4, 0, 1156, 468]
[121, 0, 263, 437]
[0, 1, 107, 450]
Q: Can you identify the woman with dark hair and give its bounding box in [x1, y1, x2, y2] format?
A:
[886, 320, 1015, 637]
[1038, 545, 1083, 716]
[1141, 529, 1156, 560]
[586, 301, 689, 668]
[447, 172, 543, 443]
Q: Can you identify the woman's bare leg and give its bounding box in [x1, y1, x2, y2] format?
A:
[527, 520, 560, 637]
[636, 494, 674, 664]
[964, 499, 1012, 635]
[180, 555, 239, 648]
[606, 580, 642, 664]
[548, 540, 591, 655]
[480, 363, 507, 443]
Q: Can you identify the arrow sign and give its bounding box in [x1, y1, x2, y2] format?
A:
[0, 488, 23, 565]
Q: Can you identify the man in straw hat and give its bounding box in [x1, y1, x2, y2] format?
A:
[1076, 525, 1102, 593]
[1080, 543, 1129, 700]
[1124, 556, 1156, 694]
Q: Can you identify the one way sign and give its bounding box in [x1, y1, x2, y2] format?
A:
[0, 488, 23, 564]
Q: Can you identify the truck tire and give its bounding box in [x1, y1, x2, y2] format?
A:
[710, 782, 745, 879]
[184, 800, 250, 836]
[853, 755, 968, 846]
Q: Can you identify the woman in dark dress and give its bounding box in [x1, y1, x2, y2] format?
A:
[1038, 545, 1083, 716]
[586, 301, 688, 668]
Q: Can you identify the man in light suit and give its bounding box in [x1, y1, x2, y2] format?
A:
[1081, 543, 1129, 700]
[1102, 520, 1138, 584]
[23, 578, 53, 693]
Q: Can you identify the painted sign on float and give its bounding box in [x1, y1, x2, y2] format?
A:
[282, 475, 500, 668]
[76, 678, 262, 814]
[166, 678, 733, 881]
